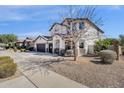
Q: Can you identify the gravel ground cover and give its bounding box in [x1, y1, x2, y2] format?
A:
[47, 56, 124, 88]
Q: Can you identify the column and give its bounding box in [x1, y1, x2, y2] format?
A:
[75, 41, 80, 57]
[45, 42, 48, 52]
[59, 38, 65, 55]
[52, 39, 55, 54]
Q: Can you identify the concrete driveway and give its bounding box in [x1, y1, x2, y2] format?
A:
[0, 50, 87, 88]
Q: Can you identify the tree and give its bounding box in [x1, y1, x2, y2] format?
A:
[94, 38, 118, 51]
[0, 34, 17, 44]
[94, 38, 113, 53]
[94, 38, 120, 60]
[119, 35, 124, 46]
[59, 6, 103, 61]
[59, 6, 103, 27]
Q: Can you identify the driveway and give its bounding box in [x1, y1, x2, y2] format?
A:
[0, 50, 86, 88]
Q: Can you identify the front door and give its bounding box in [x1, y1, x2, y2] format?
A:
[49, 43, 53, 53]
[79, 42, 85, 56]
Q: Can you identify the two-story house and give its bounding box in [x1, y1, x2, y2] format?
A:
[49, 18, 104, 56]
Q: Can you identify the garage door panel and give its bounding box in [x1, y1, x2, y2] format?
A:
[37, 44, 45, 52]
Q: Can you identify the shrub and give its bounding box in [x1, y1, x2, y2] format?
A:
[65, 50, 74, 57]
[94, 45, 104, 53]
[8, 43, 16, 49]
[16, 46, 21, 50]
[94, 38, 117, 53]
[20, 49, 26, 52]
[54, 48, 59, 54]
[99, 50, 117, 64]
[119, 35, 124, 46]
[5, 46, 9, 50]
[59, 49, 65, 56]
[122, 46, 124, 55]
[28, 46, 34, 51]
[13, 47, 17, 52]
[0, 56, 17, 78]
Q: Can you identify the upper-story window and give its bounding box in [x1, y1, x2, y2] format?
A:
[67, 21, 70, 26]
[79, 22, 85, 30]
[97, 31, 100, 36]
[54, 28, 59, 33]
[72, 23, 77, 31]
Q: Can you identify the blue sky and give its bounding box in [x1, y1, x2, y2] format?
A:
[0, 5, 123, 39]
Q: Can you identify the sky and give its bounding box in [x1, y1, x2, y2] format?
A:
[0, 5, 123, 39]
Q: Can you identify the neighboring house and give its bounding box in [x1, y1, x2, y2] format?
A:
[34, 35, 52, 53]
[23, 37, 34, 48]
[50, 18, 105, 56]
[16, 39, 24, 47]
[16, 37, 35, 48]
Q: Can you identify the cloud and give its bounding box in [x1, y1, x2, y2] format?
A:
[0, 5, 64, 22]
[109, 5, 121, 10]
[18, 30, 50, 38]
[0, 8, 27, 21]
[0, 6, 54, 21]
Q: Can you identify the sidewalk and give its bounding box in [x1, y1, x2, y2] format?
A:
[22, 67, 87, 88]
[0, 67, 87, 88]
[0, 76, 36, 88]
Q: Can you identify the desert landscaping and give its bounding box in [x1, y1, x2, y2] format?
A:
[27, 55, 124, 88]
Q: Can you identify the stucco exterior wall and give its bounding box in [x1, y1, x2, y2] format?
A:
[52, 35, 65, 54]
[51, 24, 67, 36]
[77, 21, 104, 56]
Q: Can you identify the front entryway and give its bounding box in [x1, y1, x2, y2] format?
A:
[49, 43, 53, 53]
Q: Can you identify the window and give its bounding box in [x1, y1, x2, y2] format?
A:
[54, 28, 59, 34]
[55, 40, 60, 48]
[72, 23, 77, 31]
[79, 42, 84, 48]
[79, 22, 85, 30]
[55, 29, 58, 32]
[65, 41, 71, 50]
